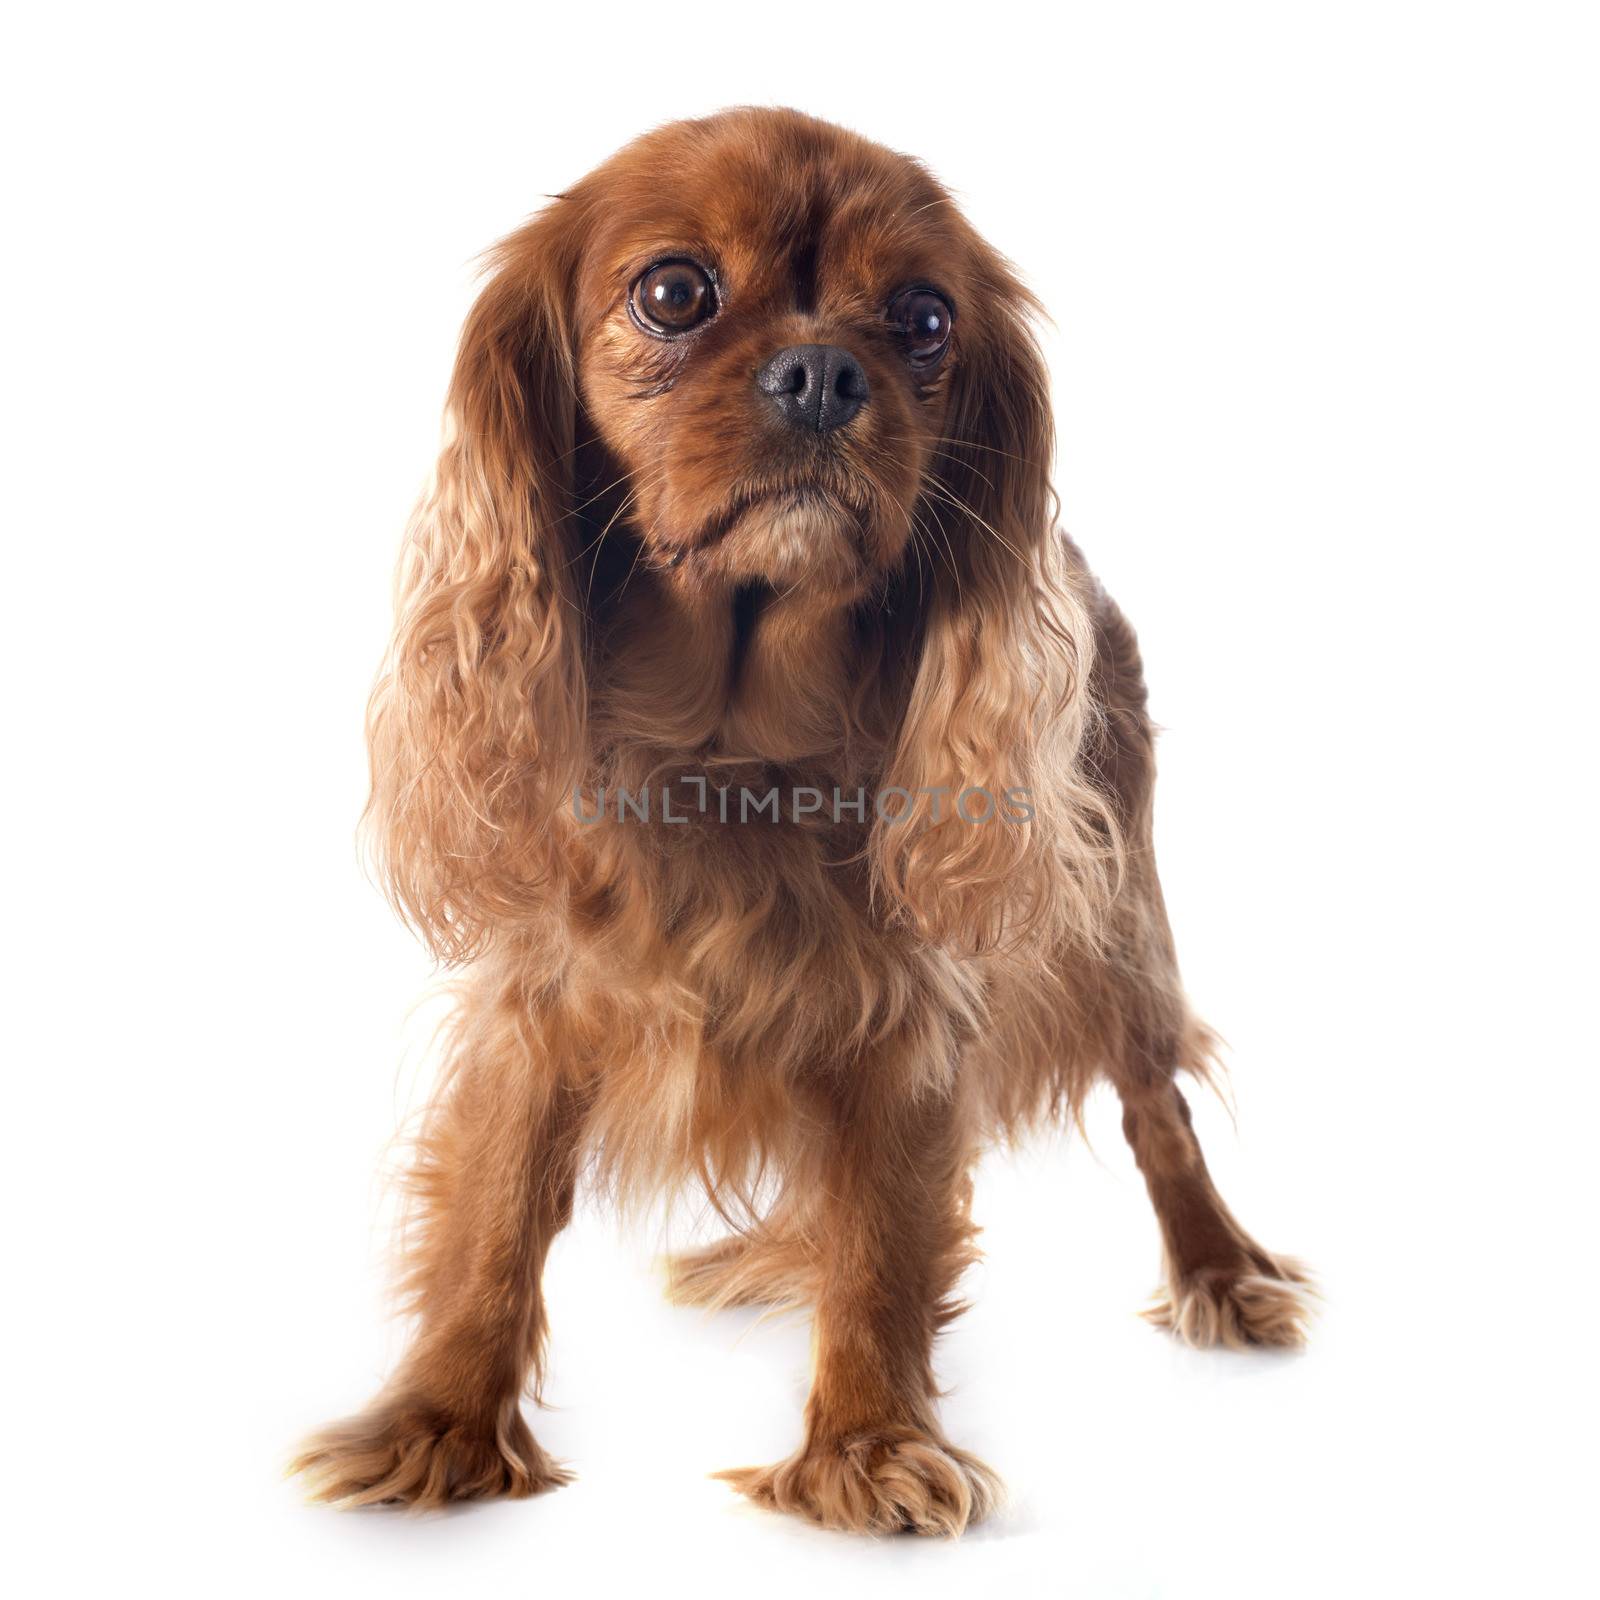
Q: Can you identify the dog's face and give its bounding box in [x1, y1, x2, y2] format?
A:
[568, 116, 974, 601]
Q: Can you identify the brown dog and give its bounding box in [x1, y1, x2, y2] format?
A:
[293, 107, 1309, 1535]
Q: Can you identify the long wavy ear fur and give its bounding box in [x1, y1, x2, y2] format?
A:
[365, 207, 586, 964]
[871, 256, 1119, 955]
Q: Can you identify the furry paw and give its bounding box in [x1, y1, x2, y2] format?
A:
[290, 1394, 570, 1508]
[716, 1424, 1002, 1536]
[1145, 1257, 1316, 1349]
[662, 1234, 812, 1311]
[663, 1237, 771, 1308]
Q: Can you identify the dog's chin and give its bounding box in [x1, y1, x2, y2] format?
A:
[713, 491, 868, 593]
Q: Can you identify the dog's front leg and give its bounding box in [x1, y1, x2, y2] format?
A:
[293, 1007, 585, 1508]
[718, 1068, 999, 1535]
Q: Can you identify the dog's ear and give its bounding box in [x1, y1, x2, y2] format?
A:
[366, 205, 587, 963]
[872, 259, 1117, 955]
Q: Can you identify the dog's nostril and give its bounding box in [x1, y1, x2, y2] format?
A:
[776, 359, 807, 396]
[757, 343, 869, 433]
[834, 356, 868, 401]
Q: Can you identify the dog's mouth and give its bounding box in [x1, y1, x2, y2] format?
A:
[689, 484, 869, 591]
[696, 485, 847, 550]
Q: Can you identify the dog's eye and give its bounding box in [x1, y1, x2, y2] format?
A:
[632, 260, 716, 335]
[888, 288, 954, 366]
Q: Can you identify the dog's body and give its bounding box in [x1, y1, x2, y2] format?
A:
[294, 108, 1308, 1535]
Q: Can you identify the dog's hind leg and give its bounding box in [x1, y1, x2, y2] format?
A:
[1113, 1042, 1313, 1348]
[1086, 581, 1313, 1348]
[663, 1211, 819, 1311]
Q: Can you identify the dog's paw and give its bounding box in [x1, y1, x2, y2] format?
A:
[663, 1237, 770, 1308]
[662, 1234, 813, 1311]
[290, 1394, 571, 1509]
[1144, 1257, 1316, 1350]
[716, 1425, 1001, 1536]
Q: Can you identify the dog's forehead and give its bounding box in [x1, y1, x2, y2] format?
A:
[581, 116, 968, 303]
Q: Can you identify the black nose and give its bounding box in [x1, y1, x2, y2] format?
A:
[756, 343, 869, 433]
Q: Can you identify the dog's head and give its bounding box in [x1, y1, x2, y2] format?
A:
[372, 109, 1112, 960]
[570, 113, 1001, 602]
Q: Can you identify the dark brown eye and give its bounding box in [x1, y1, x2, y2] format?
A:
[888, 287, 954, 365]
[631, 259, 716, 334]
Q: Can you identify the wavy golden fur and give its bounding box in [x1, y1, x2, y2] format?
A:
[294, 108, 1310, 1535]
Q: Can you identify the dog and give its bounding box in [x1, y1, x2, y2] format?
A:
[292, 106, 1310, 1536]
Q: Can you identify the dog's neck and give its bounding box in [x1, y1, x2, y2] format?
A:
[589, 560, 892, 780]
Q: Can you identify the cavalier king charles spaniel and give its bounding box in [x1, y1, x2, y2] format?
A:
[293, 107, 1310, 1535]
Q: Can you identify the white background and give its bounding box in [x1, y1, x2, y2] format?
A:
[5, 3, 1597, 1595]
